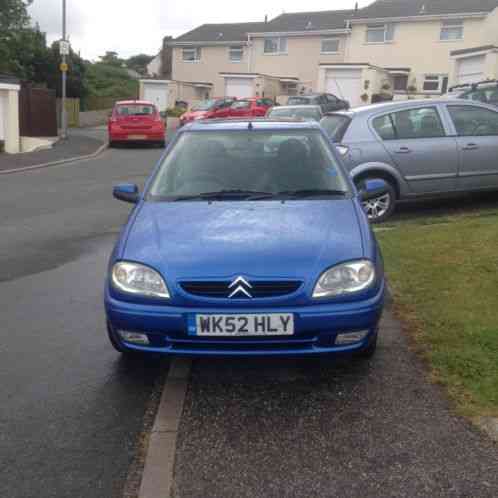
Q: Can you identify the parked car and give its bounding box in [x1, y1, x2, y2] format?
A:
[179, 98, 237, 126]
[267, 105, 323, 121]
[446, 80, 498, 108]
[320, 99, 498, 222]
[288, 93, 349, 113]
[108, 100, 165, 147]
[106, 119, 386, 358]
[228, 98, 275, 118]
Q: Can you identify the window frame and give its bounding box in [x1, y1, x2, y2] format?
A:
[423, 74, 448, 94]
[447, 104, 498, 137]
[393, 74, 409, 92]
[371, 106, 447, 141]
[182, 47, 201, 63]
[228, 45, 244, 62]
[366, 23, 395, 44]
[263, 37, 288, 55]
[440, 19, 464, 42]
[321, 38, 340, 54]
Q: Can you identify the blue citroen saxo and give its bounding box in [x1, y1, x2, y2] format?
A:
[105, 119, 386, 358]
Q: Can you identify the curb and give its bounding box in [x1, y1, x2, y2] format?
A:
[0, 142, 108, 175]
[139, 358, 191, 498]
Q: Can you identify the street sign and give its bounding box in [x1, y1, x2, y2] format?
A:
[59, 40, 70, 55]
[60, 62, 68, 72]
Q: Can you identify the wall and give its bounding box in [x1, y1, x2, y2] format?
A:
[0, 91, 5, 141]
[348, 17, 486, 93]
[251, 35, 347, 92]
[0, 86, 20, 153]
[79, 109, 111, 127]
[481, 7, 498, 46]
[172, 45, 250, 96]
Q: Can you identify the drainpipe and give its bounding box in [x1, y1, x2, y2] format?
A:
[247, 34, 252, 73]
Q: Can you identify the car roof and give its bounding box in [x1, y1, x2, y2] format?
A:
[333, 98, 498, 117]
[183, 118, 322, 131]
[270, 105, 322, 110]
[115, 100, 154, 106]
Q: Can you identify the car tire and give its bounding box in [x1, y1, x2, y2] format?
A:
[358, 178, 397, 223]
[353, 332, 378, 359]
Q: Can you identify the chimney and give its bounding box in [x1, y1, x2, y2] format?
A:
[355, 2, 359, 11]
[264, 14, 268, 23]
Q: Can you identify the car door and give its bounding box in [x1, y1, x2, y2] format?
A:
[445, 104, 498, 190]
[229, 100, 251, 117]
[371, 105, 458, 194]
[253, 99, 269, 116]
[213, 99, 234, 118]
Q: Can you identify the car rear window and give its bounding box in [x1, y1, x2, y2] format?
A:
[116, 104, 155, 116]
[320, 114, 352, 142]
[268, 108, 321, 121]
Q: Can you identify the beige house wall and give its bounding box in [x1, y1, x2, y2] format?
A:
[0, 86, 20, 154]
[348, 18, 487, 92]
[250, 35, 347, 93]
[482, 7, 498, 45]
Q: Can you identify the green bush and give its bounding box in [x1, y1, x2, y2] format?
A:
[165, 107, 186, 118]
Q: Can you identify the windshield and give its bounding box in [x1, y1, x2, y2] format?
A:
[268, 107, 321, 121]
[320, 114, 352, 142]
[147, 130, 349, 200]
[116, 104, 155, 116]
[191, 99, 217, 111]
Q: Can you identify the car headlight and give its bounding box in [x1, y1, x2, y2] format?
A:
[313, 260, 375, 298]
[111, 262, 170, 299]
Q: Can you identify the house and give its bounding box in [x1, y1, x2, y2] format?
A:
[156, 0, 498, 107]
[0, 74, 21, 154]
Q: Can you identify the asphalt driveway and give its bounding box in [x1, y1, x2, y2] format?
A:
[173, 309, 498, 498]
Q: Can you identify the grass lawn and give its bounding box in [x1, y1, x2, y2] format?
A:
[377, 211, 498, 417]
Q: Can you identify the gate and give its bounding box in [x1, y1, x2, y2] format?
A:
[19, 83, 58, 137]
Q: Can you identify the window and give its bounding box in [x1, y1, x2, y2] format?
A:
[321, 38, 340, 53]
[229, 46, 243, 62]
[393, 74, 408, 92]
[366, 23, 395, 43]
[464, 87, 498, 106]
[182, 47, 201, 62]
[423, 75, 448, 93]
[440, 19, 464, 41]
[320, 114, 352, 142]
[373, 107, 445, 140]
[264, 37, 287, 54]
[325, 94, 339, 103]
[231, 100, 251, 109]
[448, 106, 498, 136]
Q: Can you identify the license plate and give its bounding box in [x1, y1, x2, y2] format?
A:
[128, 134, 146, 140]
[195, 314, 294, 337]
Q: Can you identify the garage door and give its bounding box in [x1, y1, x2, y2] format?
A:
[326, 69, 362, 108]
[224, 78, 254, 98]
[143, 83, 168, 112]
[457, 55, 485, 85]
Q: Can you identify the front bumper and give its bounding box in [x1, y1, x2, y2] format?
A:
[105, 283, 384, 356]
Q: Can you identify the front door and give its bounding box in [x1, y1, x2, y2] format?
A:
[446, 104, 498, 190]
[372, 106, 458, 194]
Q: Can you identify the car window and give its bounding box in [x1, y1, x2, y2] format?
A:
[372, 115, 396, 140]
[262, 99, 274, 106]
[326, 94, 338, 103]
[268, 107, 322, 121]
[287, 97, 310, 105]
[384, 107, 445, 139]
[232, 100, 251, 109]
[448, 105, 498, 136]
[221, 100, 235, 108]
[116, 104, 155, 116]
[465, 87, 498, 106]
[320, 114, 352, 142]
[191, 100, 217, 111]
[147, 130, 350, 198]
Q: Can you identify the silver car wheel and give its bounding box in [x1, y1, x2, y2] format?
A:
[363, 193, 391, 221]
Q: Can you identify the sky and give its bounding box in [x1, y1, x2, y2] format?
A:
[29, 0, 370, 61]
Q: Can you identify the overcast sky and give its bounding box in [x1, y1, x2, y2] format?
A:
[29, 0, 370, 61]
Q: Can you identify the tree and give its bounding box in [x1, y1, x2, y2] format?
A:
[98, 51, 123, 67]
[125, 54, 154, 76]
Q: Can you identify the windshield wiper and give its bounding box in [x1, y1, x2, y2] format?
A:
[275, 189, 348, 199]
[171, 190, 274, 201]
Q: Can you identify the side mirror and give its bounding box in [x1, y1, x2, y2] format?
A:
[113, 183, 139, 204]
[359, 178, 389, 202]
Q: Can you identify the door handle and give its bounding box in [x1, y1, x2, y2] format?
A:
[395, 147, 412, 154]
[462, 143, 479, 151]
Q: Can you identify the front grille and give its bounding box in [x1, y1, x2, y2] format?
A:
[180, 280, 302, 299]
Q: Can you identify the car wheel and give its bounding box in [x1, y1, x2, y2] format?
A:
[359, 179, 396, 223]
[353, 332, 378, 359]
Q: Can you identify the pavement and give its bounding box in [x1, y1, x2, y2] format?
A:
[173, 309, 498, 498]
[0, 144, 166, 498]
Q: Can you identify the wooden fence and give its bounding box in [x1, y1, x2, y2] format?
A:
[19, 83, 57, 137]
[56, 98, 80, 128]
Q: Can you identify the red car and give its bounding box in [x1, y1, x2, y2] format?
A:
[108, 100, 165, 147]
[228, 98, 275, 118]
[179, 97, 236, 126]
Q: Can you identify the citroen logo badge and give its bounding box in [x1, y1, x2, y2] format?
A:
[228, 276, 253, 298]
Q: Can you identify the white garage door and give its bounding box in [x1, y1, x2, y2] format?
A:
[0, 93, 5, 141]
[224, 78, 254, 98]
[326, 69, 363, 108]
[457, 55, 485, 85]
[143, 83, 168, 112]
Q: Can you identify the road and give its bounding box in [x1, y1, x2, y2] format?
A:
[0, 144, 166, 498]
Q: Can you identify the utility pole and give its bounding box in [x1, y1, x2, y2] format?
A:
[61, 0, 67, 139]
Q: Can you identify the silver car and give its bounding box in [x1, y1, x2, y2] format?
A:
[321, 99, 498, 222]
[267, 105, 323, 122]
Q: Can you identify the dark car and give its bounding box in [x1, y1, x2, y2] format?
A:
[446, 80, 498, 108]
[288, 93, 349, 113]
